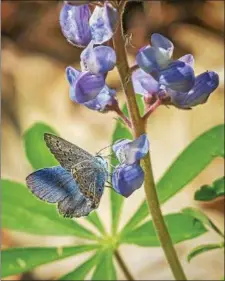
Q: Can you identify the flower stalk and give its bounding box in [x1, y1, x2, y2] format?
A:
[113, 4, 187, 281]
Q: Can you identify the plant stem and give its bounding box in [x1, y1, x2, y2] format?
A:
[113, 5, 187, 281]
[115, 250, 135, 280]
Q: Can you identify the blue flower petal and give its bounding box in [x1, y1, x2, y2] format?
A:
[81, 41, 116, 74]
[132, 68, 159, 96]
[66, 66, 81, 86]
[151, 33, 174, 69]
[159, 60, 195, 93]
[178, 54, 194, 68]
[70, 71, 105, 103]
[112, 163, 144, 197]
[113, 134, 149, 165]
[170, 71, 219, 108]
[89, 2, 118, 44]
[84, 85, 116, 111]
[136, 46, 159, 73]
[60, 4, 92, 47]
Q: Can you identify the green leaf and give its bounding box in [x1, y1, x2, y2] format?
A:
[59, 253, 99, 280]
[157, 124, 224, 204]
[91, 249, 117, 280]
[195, 176, 225, 201]
[2, 245, 98, 278]
[86, 211, 106, 236]
[182, 207, 224, 238]
[23, 122, 59, 170]
[121, 124, 224, 233]
[187, 242, 224, 262]
[110, 95, 144, 235]
[120, 213, 207, 246]
[2, 179, 98, 239]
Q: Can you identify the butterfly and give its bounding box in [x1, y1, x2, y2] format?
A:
[26, 133, 108, 218]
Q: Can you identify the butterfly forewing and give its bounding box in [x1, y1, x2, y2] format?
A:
[44, 133, 94, 171]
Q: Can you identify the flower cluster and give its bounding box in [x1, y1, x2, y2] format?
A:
[133, 33, 219, 109]
[61, 1, 118, 112]
[60, 1, 219, 197]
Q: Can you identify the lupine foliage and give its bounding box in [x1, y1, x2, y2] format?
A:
[2, 121, 224, 279]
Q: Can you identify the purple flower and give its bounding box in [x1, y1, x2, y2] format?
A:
[112, 163, 144, 198]
[60, 3, 92, 47]
[136, 33, 195, 93]
[159, 60, 195, 93]
[66, 66, 116, 111]
[113, 134, 149, 165]
[89, 1, 118, 44]
[132, 68, 159, 96]
[81, 41, 116, 74]
[112, 134, 149, 197]
[169, 71, 219, 108]
[136, 33, 174, 73]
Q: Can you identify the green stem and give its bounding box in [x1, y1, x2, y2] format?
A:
[113, 5, 187, 281]
[115, 250, 135, 280]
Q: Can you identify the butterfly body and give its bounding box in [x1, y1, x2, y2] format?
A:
[26, 133, 108, 218]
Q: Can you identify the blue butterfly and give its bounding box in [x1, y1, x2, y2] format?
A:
[26, 133, 108, 218]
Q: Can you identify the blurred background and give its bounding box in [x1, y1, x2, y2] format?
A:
[1, 0, 224, 280]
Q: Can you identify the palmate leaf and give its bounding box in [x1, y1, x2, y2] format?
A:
[182, 207, 224, 238]
[91, 248, 117, 280]
[195, 176, 225, 201]
[120, 212, 207, 246]
[121, 124, 224, 234]
[2, 245, 98, 278]
[187, 242, 224, 262]
[59, 253, 99, 280]
[110, 95, 144, 235]
[85, 211, 106, 236]
[2, 179, 98, 239]
[23, 122, 59, 169]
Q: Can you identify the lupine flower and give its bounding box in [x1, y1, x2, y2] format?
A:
[134, 41, 219, 109]
[66, 66, 116, 111]
[60, 1, 118, 48]
[112, 135, 149, 197]
[136, 33, 195, 93]
[60, 3, 92, 47]
[169, 71, 219, 108]
[89, 1, 118, 44]
[81, 41, 116, 74]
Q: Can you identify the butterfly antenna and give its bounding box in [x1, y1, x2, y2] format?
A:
[96, 144, 114, 156]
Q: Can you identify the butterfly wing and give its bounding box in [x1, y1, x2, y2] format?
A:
[58, 195, 93, 218]
[44, 133, 94, 171]
[26, 166, 77, 203]
[44, 133, 108, 204]
[26, 165, 95, 218]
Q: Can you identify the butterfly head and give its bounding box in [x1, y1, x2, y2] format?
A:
[95, 155, 108, 171]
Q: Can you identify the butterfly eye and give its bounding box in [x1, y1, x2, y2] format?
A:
[98, 188, 102, 192]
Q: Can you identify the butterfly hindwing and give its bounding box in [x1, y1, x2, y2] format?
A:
[26, 166, 77, 203]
